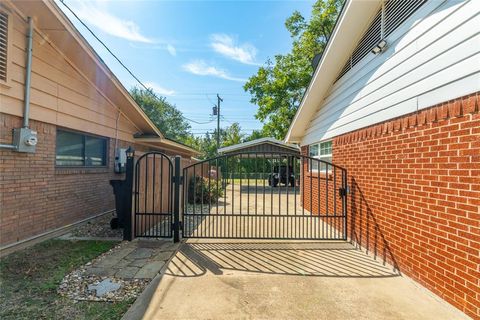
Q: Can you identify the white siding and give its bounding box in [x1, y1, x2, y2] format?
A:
[302, 0, 480, 146]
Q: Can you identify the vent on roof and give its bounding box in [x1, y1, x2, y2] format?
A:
[335, 0, 427, 83]
[0, 11, 7, 82]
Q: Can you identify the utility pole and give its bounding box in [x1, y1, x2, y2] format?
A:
[216, 94, 223, 153]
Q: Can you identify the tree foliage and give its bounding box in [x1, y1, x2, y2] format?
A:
[130, 87, 191, 143]
[244, 0, 343, 139]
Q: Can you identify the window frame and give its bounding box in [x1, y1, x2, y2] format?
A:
[308, 140, 333, 173]
[0, 7, 13, 88]
[55, 128, 109, 168]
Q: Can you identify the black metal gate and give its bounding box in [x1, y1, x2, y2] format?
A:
[127, 151, 347, 241]
[133, 151, 174, 238]
[182, 152, 347, 240]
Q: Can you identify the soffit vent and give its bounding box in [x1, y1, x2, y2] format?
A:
[335, 0, 427, 83]
[0, 11, 7, 82]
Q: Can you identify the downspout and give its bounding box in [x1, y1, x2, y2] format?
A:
[23, 16, 33, 128]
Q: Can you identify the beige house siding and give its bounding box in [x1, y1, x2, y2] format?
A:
[0, 8, 140, 143]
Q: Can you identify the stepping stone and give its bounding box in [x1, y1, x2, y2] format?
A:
[115, 266, 140, 279]
[134, 261, 165, 279]
[126, 248, 155, 260]
[129, 259, 149, 267]
[88, 278, 121, 297]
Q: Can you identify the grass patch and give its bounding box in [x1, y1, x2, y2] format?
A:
[0, 239, 133, 320]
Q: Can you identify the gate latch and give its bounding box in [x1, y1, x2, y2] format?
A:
[339, 187, 348, 197]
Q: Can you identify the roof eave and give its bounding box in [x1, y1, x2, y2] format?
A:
[285, 0, 381, 144]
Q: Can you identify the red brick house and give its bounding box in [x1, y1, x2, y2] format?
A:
[0, 0, 196, 251]
[286, 0, 479, 318]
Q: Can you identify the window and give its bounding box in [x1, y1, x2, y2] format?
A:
[309, 141, 332, 172]
[335, 0, 427, 82]
[56, 130, 107, 167]
[0, 11, 8, 82]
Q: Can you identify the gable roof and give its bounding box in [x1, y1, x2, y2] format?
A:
[10, 0, 197, 156]
[285, 0, 381, 144]
[218, 137, 300, 154]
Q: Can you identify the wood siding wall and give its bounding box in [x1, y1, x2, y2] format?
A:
[302, 0, 480, 145]
[0, 9, 140, 143]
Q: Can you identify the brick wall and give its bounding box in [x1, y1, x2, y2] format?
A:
[301, 92, 480, 318]
[0, 113, 153, 246]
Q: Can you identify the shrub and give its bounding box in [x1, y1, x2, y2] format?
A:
[187, 176, 223, 204]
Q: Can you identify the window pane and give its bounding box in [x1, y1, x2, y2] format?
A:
[319, 141, 332, 156]
[56, 131, 84, 166]
[309, 144, 319, 157]
[85, 136, 106, 166]
[311, 160, 319, 171]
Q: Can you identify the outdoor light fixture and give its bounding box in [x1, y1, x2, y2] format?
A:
[371, 39, 387, 54]
[126, 146, 135, 158]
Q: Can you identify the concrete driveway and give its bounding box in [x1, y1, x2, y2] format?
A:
[123, 240, 467, 320]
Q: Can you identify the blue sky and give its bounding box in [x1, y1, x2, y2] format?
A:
[58, 0, 314, 137]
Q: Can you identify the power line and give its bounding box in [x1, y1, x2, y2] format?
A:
[59, 0, 214, 125]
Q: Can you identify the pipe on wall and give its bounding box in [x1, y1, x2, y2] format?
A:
[1, 17, 33, 151]
[23, 16, 33, 128]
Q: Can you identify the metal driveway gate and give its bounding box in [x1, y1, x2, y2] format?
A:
[182, 152, 347, 240]
[126, 151, 347, 241]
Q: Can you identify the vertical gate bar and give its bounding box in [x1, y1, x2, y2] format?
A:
[201, 162, 204, 217]
[255, 153, 259, 236]
[263, 153, 266, 238]
[310, 158, 313, 239]
[161, 156, 164, 236]
[343, 169, 348, 240]
[145, 155, 148, 236]
[286, 155, 289, 238]
[215, 158, 219, 238]
[182, 167, 186, 237]
[270, 153, 273, 238]
[193, 164, 197, 236]
[224, 156, 227, 237]
[173, 156, 181, 243]
[231, 158, 234, 238]
[302, 157, 305, 238]
[208, 159, 211, 233]
[317, 159, 321, 239]
[334, 166, 337, 239]
[239, 156, 242, 236]
[124, 148, 135, 241]
[133, 161, 140, 237]
[326, 163, 329, 239]
[294, 156, 297, 239]
[171, 162, 174, 237]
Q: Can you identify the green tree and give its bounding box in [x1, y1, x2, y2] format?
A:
[244, 0, 343, 139]
[130, 87, 191, 143]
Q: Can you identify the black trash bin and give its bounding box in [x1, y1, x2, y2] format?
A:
[110, 179, 127, 229]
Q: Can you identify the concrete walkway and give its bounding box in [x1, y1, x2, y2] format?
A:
[123, 239, 467, 320]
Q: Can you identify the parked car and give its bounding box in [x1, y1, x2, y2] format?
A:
[268, 164, 295, 187]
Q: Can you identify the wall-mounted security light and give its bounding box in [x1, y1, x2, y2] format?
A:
[371, 39, 387, 54]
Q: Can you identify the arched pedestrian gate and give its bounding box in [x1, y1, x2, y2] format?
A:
[126, 151, 347, 242]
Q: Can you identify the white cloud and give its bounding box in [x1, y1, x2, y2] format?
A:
[210, 34, 259, 65]
[144, 82, 175, 96]
[166, 44, 177, 56]
[182, 60, 246, 82]
[72, 2, 154, 43]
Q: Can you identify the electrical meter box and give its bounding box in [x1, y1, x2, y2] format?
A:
[114, 148, 127, 173]
[13, 127, 38, 153]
